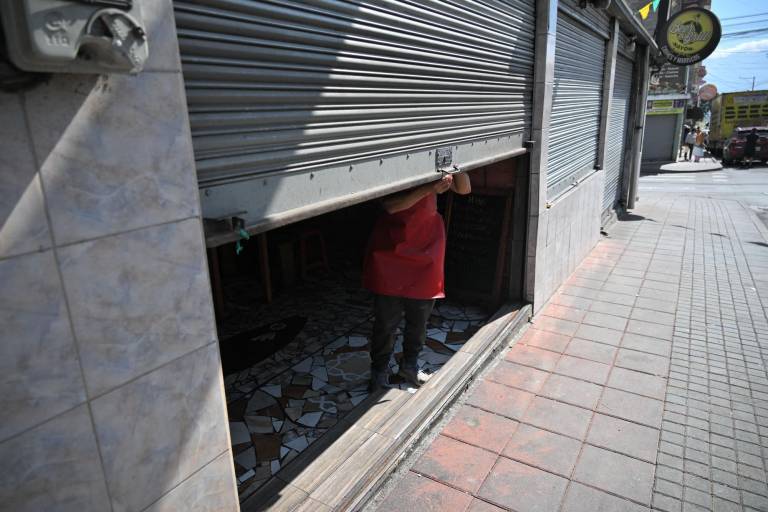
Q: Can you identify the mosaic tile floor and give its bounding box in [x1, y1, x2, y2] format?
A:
[219, 270, 489, 499]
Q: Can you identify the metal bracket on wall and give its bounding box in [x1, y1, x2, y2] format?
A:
[203, 211, 248, 236]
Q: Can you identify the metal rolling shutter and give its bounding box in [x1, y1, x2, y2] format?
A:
[173, 0, 536, 187]
[547, 10, 607, 199]
[603, 55, 633, 211]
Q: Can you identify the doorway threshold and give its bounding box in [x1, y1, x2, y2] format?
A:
[242, 302, 532, 511]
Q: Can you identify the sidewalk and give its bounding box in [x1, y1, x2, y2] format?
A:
[660, 157, 723, 173]
[371, 195, 768, 512]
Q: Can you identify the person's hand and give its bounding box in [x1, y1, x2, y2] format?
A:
[431, 174, 453, 194]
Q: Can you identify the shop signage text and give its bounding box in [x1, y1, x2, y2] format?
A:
[647, 99, 687, 115]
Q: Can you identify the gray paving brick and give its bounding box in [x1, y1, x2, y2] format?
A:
[712, 497, 741, 512]
[712, 482, 740, 503]
[653, 493, 682, 512]
[656, 478, 683, 499]
[683, 486, 711, 509]
[711, 468, 739, 487]
[739, 476, 768, 497]
[743, 490, 768, 510]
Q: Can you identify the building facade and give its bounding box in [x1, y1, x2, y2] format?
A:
[0, 1, 656, 510]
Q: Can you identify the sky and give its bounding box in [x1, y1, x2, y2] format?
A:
[703, 0, 768, 93]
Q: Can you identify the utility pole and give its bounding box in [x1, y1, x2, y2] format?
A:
[655, 0, 672, 42]
[740, 76, 756, 91]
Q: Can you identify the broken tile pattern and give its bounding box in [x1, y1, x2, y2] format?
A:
[220, 270, 488, 498]
[376, 194, 768, 512]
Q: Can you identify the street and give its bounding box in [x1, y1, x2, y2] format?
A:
[368, 166, 768, 512]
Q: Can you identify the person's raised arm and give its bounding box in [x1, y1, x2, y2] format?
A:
[451, 171, 471, 195]
[380, 175, 453, 214]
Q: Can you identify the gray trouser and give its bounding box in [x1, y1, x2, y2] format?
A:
[370, 294, 435, 373]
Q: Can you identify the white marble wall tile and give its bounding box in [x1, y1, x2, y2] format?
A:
[0, 250, 86, 441]
[140, 0, 183, 73]
[143, 451, 239, 512]
[0, 93, 50, 258]
[26, 72, 198, 246]
[0, 405, 111, 512]
[92, 343, 230, 512]
[59, 218, 215, 396]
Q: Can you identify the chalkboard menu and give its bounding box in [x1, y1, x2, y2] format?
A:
[444, 193, 510, 301]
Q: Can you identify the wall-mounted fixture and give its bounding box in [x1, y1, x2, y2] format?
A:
[0, 0, 148, 75]
[626, 35, 637, 54]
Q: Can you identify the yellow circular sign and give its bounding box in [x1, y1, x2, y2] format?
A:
[659, 8, 721, 66]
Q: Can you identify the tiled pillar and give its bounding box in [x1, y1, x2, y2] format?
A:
[524, 0, 559, 308]
[626, 45, 651, 210]
[0, 2, 238, 511]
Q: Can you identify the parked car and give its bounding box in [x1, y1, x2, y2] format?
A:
[722, 127, 768, 165]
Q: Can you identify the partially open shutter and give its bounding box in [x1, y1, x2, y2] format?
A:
[174, 0, 536, 188]
[547, 8, 607, 200]
[603, 55, 634, 211]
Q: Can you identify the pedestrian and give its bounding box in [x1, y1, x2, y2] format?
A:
[684, 128, 696, 161]
[693, 127, 705, 163]
[680, 124, 691, 160]
[363, 171, 472, 392]
[744, 127, 759, 168]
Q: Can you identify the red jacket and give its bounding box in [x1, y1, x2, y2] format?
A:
[362, 194, 446, 299]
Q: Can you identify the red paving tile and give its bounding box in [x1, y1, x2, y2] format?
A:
[573, 324, 624, 346]
[466, 499, 506, 512]
[615, 348, 670, 376]
[522, 396, 593, 440]
[549, 293, 593, 310]
[598, 388, 664, 428]
[376, 471, 474, 512]
[626, 319, 674, 341]
[504, 344, 561, 372]
[521, 328, 572, 353]
[478, 457, 569, 512]
[588, 300, 632, 318]
[564, 338, 617, 365]
[541, 303, 587, 323]
[582, 311, 628, 331]
[413, 435, 498, 493]
[486, 361, 550, 394]
[442, 405, 520, 454]
[586, 413, 660, 463]
[607, 367, 667, 400]
[502, 424, 582, 477]
[533, 315, 580, 337]
[537, 373, 603, 410]
[553, 355, 611, 385]
[620, 332, 672, 357]
[466, 380, 534, 420]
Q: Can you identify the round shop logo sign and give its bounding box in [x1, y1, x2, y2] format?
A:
[659, 8, 721, 66]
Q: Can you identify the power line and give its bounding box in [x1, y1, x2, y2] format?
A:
[722, 18, 768, 28]
[720, 11, 768, 21]
[722, 27, 768, 38]
[711, 50, 768, 54]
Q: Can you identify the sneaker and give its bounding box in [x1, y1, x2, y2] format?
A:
[397, 366, 426, 388]
[368, 370, 389, 393]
